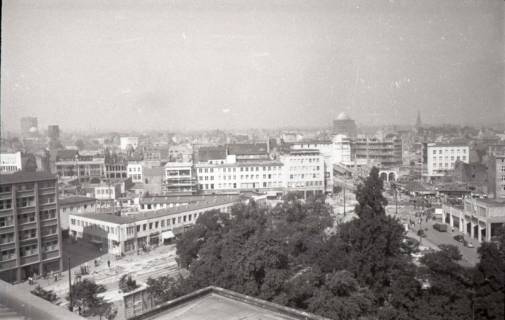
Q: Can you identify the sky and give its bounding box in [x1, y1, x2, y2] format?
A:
[1, 0, 504, 132]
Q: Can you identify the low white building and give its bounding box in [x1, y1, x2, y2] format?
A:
[127, 162, 143, 183]
[426, 143, 469, 179]
[69, 195, 240, 255]
[0, 152, 23, 174]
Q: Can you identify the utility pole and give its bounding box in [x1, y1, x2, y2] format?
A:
[68, 256, 72, 311]
[343, 185, 346, 217]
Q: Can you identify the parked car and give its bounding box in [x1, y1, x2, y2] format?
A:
[464, 241, 474, 248]
[433, 223, 448, 232]
[453, 234, 465, 243]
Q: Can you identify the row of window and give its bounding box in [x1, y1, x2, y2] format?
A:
[62, 204, 92, 213]
[432, 148, 467, 154]
[128, 211, 203, 235]
[199, 173, 283, 181]
[289, 174, 321, 180]
[288, 166, 321, 172]
[0, 233, 14, 244]
[128, 166, 142, 173]
[198, 166, 281, 174]
[432, 156, 466, 162]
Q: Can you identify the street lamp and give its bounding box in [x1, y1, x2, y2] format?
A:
[67, 255, 73, 311]
[391, 183, 398, 216]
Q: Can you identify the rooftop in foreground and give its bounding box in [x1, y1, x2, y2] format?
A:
[130, 286, 329, 320]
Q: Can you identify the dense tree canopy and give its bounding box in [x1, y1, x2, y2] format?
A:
[147, 167, 504, 320]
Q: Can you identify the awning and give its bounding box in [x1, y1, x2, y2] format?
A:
[161, 230, 175, 240]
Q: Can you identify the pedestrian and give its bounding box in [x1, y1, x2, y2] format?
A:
[54, 273, 58, 282]
[107, 260, 110, 268]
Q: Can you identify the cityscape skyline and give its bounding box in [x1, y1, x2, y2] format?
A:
[2, 0, 504, 132]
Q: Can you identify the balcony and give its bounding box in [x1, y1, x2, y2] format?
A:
[20, 255, 40, 266]
[42, 251, 60, 261]
[0, 259, 17, 270]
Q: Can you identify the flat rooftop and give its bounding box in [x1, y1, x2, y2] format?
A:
[72, 195, 240, 225]
[470, 198, 505, 207]
[134, 286, 328, 320]
[0, 171, 57, 185]
[59, 196, 96, 205]
[140, 194, 239, 205]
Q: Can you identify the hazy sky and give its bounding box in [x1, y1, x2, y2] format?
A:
[2, 0, 504, 132]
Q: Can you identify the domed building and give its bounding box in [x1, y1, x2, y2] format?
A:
[332, 112, 357, 137]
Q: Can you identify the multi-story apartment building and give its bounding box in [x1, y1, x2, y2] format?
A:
[0, 172, 62, 283]
[0, 152, 23, 174]
[279, 149, 325, 197]
[127, 162, 143, 183]
[163, 162, 197, 195]
[351, 134, 402, 168]
[425, 143, 470, 179]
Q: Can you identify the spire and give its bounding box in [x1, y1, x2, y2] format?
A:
[416, 110, 422, 128]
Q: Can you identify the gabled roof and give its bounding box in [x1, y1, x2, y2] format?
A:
[197, 146, 227, 162]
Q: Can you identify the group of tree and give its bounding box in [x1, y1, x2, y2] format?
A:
[147, 167, 504, 320]
[66, 279, 117, 320]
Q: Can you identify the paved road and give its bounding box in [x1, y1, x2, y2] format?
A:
[385, 204, 479, 267]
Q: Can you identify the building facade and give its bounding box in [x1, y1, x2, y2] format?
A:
[69, 196, 239, 255]
[59, 196, 96, 231]
[442, 198, 505, 242]
[279, 149, 325, 197]
[0, 152, 23, 174]
[332, 112, 357, 137]
[127, 162, 143, 183]
[0, 172, 62, 283]
[55, 154, 105, 182]
[163, 162, 197, 195]
[351, 134, 402, 168]
[425, 143, 470, 178]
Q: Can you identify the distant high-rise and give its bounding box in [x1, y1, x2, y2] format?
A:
[332, 112, 357, 137]
[20, 117, 38, 136]
[47, 125, 60, 140]
[415, 110, 422, 129]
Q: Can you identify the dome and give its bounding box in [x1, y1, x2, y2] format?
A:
[336, 112, 351, 121]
